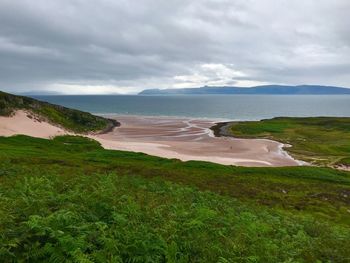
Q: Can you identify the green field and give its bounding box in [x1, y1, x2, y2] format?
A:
[218, 117, 350, 167]
[0, 91, 117, 133]
[1, 135, 350, 262]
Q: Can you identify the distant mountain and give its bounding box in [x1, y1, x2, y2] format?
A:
[139, 85, 350, 95]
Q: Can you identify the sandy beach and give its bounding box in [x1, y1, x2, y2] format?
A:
[0, 111, 300, 167]
[93, 115, 300, 167]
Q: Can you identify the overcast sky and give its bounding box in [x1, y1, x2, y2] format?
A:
[0, 0, 349, 94]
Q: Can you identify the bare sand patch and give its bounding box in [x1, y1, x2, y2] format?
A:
[0, 112, 301, 167]
[93, 115, 301, 167]
[0, 110, 68, 138]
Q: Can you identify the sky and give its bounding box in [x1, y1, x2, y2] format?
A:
[0, 0, 349, 94]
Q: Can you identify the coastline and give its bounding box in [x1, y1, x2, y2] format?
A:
[210, 121, 308, 166]
[0, 111, 302, 167]
[95, 118, 121, 134]
[93, 115, 301, 167]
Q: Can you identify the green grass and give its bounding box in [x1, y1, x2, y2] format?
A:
[0, 91, 116, 133]
[224, 117, 350, 166]
[1, 135, 350, 262]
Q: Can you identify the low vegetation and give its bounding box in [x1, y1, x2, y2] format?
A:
[1, 135, 350, 262]
[1, 91, 350, 261]
[213, 117, 350, 167]
[0, 91, 117, 133]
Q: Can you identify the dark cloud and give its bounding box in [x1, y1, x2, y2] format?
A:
[0, 0, 349, 94]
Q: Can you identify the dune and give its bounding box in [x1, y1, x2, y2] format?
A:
[0, 110, 68, 138]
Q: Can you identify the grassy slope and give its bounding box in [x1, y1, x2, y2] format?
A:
[0, 91, 116, 133]
[219, 117, 350, 166]
[1, 135, 350, 262]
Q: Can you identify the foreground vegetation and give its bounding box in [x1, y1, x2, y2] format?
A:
[1, 135, 350, 262]
[0, 91, 117, 133]
[214, 117, 350, 167]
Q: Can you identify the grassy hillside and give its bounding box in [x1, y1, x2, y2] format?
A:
[1, 135, 350, 262]
[212, 117, 350, 167]
[0, 91, 118, 133]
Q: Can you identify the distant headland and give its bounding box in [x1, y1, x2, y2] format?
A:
[139, 85, 350, 95]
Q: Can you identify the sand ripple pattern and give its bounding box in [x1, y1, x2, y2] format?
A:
[95, 115, 300, 167]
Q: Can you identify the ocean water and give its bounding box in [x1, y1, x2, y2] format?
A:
[33, 95, 350, 121]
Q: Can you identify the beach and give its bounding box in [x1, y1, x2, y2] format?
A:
[0, 111, 300, 167]
[93, 115, 300, 167]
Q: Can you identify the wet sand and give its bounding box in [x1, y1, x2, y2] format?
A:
[94, 115, 300, 167]
[0, 111, 300, 167]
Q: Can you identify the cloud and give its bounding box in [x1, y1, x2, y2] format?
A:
[0, 0, 349, 94]
[173, 64, 252, 88]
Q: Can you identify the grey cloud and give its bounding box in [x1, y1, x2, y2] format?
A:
[0, 0, 349, 94]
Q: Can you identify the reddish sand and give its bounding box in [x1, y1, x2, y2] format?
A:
[94, 115, 301, 167]
[0, 111, 301, 167]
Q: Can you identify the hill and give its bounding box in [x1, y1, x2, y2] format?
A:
[139, 84, 350, 95]
[0, 91, 118, 133]
[0, 135, 349, 262]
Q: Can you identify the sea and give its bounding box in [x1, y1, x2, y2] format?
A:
[33, 95, 350, 121]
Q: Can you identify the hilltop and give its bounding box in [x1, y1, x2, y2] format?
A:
[0, 91, 118, 133]
[139, 84, 350, 95]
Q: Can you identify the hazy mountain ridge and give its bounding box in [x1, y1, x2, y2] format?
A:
[139, 85, 350, 95]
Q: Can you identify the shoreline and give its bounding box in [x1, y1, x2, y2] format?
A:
[95, 118, 121, 135]
[0, 111, 302, 167]
[96, 113, 234, 123]
[94, 115, 301, 167]
[210, 121, 308, 166]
